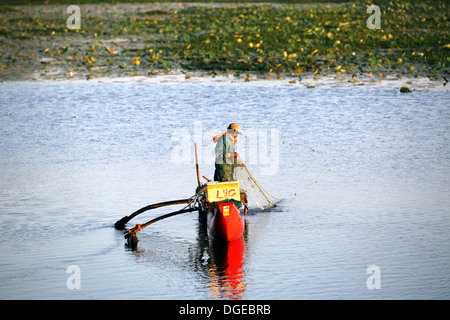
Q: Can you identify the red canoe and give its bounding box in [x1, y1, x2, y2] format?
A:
[207, 202, 245, 242]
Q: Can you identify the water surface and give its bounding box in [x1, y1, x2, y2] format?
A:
[0, 78, 449, 299]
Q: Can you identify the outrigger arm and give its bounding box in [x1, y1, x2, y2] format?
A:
[124, 207, 198, 240]
[121, 192, 205, 243]
[114, 198, 191, 230]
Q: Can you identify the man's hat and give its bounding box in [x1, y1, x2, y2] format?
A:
[227, 123, 242, 135]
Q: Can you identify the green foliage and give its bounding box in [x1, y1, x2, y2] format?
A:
[0, 0, 448, 79]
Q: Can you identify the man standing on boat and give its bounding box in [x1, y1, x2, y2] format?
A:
[213, 123, 244, 182]
[213, 123, 249, 215]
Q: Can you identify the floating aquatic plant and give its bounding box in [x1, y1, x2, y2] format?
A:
[0, 0, 447, 80]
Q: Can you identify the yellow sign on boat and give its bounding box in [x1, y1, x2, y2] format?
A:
[206, 181, 240, 203]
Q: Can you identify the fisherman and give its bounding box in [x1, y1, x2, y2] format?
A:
[213, 123, 248, 214]
[213, 123, 244, 182]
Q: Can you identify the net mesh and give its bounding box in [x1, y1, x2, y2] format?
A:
[234, 166, 282, 210]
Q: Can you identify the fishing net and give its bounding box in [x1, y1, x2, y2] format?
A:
[234, 165, 282, 210]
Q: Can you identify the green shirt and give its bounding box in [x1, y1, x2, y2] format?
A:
[214, 134, 241, 181]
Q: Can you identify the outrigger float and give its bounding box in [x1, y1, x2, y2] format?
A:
[115, 144, 248, 246]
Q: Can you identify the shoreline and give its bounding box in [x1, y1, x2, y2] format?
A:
[0, 2, 448, 84]
[1, 69, 447, 92]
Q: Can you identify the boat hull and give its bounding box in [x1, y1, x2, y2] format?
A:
[206, 202, 244, 242]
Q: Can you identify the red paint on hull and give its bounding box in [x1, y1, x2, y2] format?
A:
[207, 202, 244, 242]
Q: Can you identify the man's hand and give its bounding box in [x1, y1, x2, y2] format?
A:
[226, 152, 239, 159]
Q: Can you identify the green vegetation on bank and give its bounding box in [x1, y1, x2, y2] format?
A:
[0, 0, 448, 80]
[0, 1, 355, 5]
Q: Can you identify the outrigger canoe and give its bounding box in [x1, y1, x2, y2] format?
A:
[118, 143, 251, 246]
[119, 179, 247, 245]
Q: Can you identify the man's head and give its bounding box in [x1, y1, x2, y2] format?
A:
[227, 123, 242, 138]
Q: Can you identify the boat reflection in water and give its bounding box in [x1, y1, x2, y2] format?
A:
[127, 216, 248, 299]
[207, 235, 246, 299]
[195, 218, 248, 300]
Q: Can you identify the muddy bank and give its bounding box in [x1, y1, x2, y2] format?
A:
[0, 1, 448, 83]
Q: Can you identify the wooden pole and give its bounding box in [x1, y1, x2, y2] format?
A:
[194, 143, 205, 224]
[194, 142, 201, 187]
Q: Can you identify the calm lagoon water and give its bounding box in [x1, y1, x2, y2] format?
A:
[0, 77, 449, 299]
